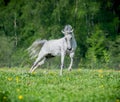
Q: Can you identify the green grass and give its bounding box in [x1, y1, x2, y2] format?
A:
[0, 68, 120, 102]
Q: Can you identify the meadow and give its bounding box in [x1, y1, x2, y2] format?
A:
[0, 68, 120, 102]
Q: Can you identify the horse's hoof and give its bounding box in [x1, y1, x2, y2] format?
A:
[68, 68, 72, 71]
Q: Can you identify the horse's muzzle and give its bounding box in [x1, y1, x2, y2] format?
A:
[67, 48, 72, 51]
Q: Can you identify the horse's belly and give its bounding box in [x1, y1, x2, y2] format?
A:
[51, 50, 61, 56]
[50, 47, 61, 56]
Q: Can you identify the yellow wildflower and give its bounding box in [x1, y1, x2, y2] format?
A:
[78, 69, 81, 72]
[7, 77, 12, 81]
[32, 72, 36, 75]
[16, 76, 19, 83]
[99, 85, 104, 88]
[18, 95, 23, 100]
[67, 77, 70, 81]
[98, 74, 103, 78]
[98, 69, 103, 73]
[49, 71, 55, 75]
[116, 99, 120, 102]
[3, 96, 7, 100]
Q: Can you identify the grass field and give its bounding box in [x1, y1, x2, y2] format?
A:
[0, 68, 120, 102]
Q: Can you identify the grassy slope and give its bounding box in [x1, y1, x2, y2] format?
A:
[0, 68, 120, 102]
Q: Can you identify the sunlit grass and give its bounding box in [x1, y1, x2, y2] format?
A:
[0, 68, 120, 102]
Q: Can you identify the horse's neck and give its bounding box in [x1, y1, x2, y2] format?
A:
[59, 37, 66, 44]
[60, 37, 66, 41]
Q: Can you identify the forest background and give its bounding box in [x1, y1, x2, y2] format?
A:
[0, 0, 120, 70]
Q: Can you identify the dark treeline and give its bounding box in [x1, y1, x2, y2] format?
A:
[0, 0, 120, 69]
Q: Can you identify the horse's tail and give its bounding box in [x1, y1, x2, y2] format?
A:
[27, 39, 47, 59]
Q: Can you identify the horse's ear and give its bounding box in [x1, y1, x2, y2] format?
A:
[70, 29, 74, 33]
[61, 30, 65, 35]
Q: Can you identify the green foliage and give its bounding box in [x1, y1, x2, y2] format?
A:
[109, 35, 120, 69]
[102, 50, 110, 64]
[11, 48, 31, 68]
[0, 68, 120, 102]
[0, 36, 14, 67]
[85, 26, 106, 68]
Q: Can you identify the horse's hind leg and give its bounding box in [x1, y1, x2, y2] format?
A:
[29, 52, 46, 73]
[30, 57, 46, 73]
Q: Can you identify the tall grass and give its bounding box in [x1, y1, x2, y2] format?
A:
[0, 68, 120, 102]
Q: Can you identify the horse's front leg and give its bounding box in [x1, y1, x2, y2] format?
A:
[60, 52, 65, 76]
[68, 52, 74, 71]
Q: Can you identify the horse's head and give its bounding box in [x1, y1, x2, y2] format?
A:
[62, 25, 74, 51]
[64, 34, 72, 51]
[61, 25, 73, 35]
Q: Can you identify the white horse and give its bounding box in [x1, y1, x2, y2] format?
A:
[27, 25, 77, 75]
